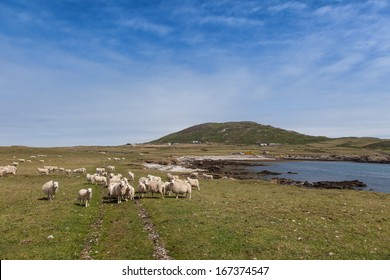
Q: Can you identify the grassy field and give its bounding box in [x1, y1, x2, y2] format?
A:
[0, 144, 389, 260]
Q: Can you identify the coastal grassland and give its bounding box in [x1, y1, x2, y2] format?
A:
[1, 144, 389, 260]
[142, 180, 390, 260]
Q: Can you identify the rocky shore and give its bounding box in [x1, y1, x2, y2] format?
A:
[271, 178, 368, 190]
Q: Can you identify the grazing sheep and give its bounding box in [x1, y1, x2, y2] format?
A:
[37, 167, 49, 175]
[93, 175, 108, 187]
[42, 180, 59, 201]
[65, 169, 72, 175]
[73, 168, 86, 174]
[169, 179, 192, 199]
[189, 172, 199, 179]
[187, 177, 200, 190]
[1, 165, 17, 175]
[77, 188, 92, 207]
[203, 173, 214, 180]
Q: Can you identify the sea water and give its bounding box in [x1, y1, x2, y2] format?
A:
[249, 160, 390, 194]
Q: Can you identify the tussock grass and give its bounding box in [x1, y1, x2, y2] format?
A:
[1, 144, 389, 260]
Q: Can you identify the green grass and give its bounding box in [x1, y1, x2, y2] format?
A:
[1, 144, 389, 260]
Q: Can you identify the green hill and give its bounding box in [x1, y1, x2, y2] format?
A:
[150, 121, 330, 145]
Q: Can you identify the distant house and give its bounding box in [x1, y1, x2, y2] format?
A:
[192, 140, 202, 144]
[258, 143, 268, 147]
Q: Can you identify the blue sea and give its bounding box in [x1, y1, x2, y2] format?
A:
[248, 160, 390, 194]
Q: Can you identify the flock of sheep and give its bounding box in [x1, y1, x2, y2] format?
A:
[1, 154, 215, 207]
[39, 167, 203, 207]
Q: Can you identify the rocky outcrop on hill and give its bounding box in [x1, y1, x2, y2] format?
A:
[282, 153, 390, 163]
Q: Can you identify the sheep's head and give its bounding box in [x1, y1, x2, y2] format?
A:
[53, 181, 59, 192]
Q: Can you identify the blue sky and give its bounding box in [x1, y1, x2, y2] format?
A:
[1, 0, 389, 146]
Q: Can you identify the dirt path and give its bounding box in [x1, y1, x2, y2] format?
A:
[135, 199, 173, 260]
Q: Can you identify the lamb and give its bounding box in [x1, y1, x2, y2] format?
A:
[187, 177, 200, 190]
[37, 167, 49, 175]
[169, 179, 192, 199]
[77, 188, 92, 207]
[41, 180, 59, 201]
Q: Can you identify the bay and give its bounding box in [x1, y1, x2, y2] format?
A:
[249, 160, 390, 194]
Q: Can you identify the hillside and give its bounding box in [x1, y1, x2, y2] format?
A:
[150, 121, 330, 145]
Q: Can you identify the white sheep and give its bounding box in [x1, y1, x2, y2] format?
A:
[123, 179, 135, 201]
[167, 173, 179, 182]
[145, 177, 165, 198]
[37, 167, 49, 175]
[77, 188, 92, 207]
[203, 173, 214, 180]
[138, 177, 148, 198]
[169, 179, 192, 199]
[2, 165, 17, 175]
[187, 177, 200, 190]
[73, 167, 86, 174]
[93, 175, 107, 187]
[107, 165, 115, 172]
[86, 173, 95, 184]
[96, 167, 105, 175]
[42, 180, 59, 201]
[108, 180, 127, 204]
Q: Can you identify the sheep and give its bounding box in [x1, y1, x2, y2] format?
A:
[147, 174, 162, 182]
[73, 168, 86, 174]
[2, 165, 17, 175]
[86, 173, 95, 184]
[0, 168, 5, 177]
[203, 173, 214, 180]
[187, 177, 200, 190]
[77, 188, 92, 207]
[108, 174, 123, 184]
[42, 180, 59, 201]
[167, 173, 179, 182]
[122, 178, 135, 201]
[145, 177, 165, 198]
[65, 169, 72, 175]
[37, 167, 49, 175]
[93, 175, 107, 187]
[107, 165, 115, 172]
[169, 179, 192, 199]
[96, 167, 105, 175]
[128, 171, 135, 181]
[138, 177, 149, 198]
[107, 180, 127, 204]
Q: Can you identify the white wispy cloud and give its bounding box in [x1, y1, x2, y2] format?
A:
[118, 17, 172, 36]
